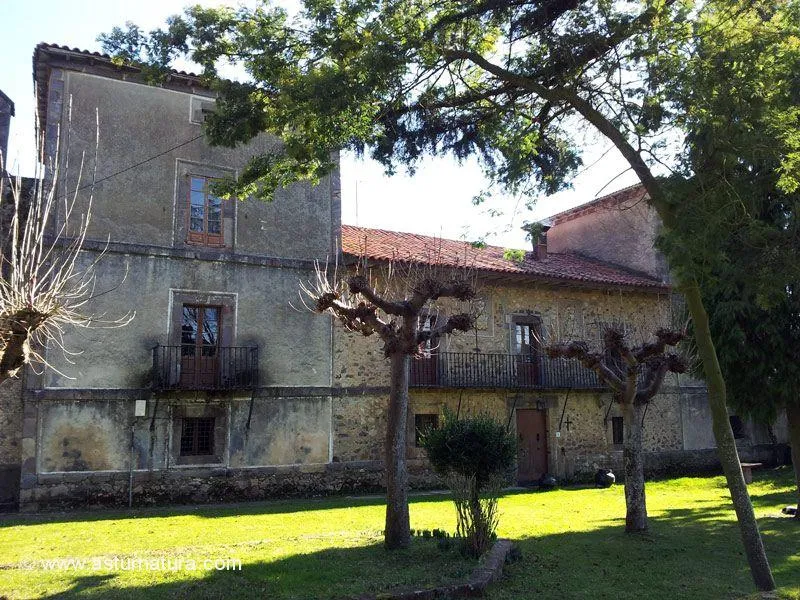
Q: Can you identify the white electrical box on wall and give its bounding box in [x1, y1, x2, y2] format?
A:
[555, 431, 561, 438]
[134, 400, 147, 417]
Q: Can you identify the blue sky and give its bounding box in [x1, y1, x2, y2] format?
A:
[0, 0, 639, 249]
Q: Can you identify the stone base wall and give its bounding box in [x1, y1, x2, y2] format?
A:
[0, 377, 23, 510]
[562, 444, 791, 484]
[19, 460, 442, 512]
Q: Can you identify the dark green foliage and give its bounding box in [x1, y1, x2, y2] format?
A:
[421, 408, 517, 488]
[421, 409, 516, 557]
[657, 0, 800, 421]
[96, 1, 694, 202]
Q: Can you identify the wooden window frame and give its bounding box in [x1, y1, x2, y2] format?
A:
[187, 175, 225, 247]
[180, 417, 216, 456]
[512, 317, 543, 357]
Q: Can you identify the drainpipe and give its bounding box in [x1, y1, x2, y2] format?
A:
[128, 423, 135, 508]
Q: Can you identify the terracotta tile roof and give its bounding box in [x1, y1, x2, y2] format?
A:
[342, 225, 668, 291]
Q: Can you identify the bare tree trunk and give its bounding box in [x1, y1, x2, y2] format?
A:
[786, 403, 800, 518]
[0, 326, 30, 386]
[623, 402, 648, 532]
[384, 352, 411, 549]
[683, 285, 775, 590]
[539, 80, 775, 593]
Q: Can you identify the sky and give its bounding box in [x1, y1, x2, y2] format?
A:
[0, 0, 641, 250]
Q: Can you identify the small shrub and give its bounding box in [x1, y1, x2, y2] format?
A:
[421, 409, 517, 557]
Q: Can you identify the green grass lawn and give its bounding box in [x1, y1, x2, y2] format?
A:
[0, 468, 797, 599]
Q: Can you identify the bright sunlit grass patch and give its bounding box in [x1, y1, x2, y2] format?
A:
[0, 469, 797, 599]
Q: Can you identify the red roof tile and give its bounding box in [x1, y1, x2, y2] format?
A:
[341, 224, 667, 291]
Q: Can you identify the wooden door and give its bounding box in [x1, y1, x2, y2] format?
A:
[180, 305, 220, 388]
[514, 320, 541, 386]
[516, 409, 548, 483]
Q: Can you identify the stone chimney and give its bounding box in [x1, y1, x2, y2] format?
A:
[521, 222, 551, 260]
[0, 89, 14, 173]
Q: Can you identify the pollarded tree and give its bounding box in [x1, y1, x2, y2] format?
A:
[547, 326, 687, 532]
[301, 262, 475, 549]
[99, 0, 794, 587]
[0, 110, 132, 385]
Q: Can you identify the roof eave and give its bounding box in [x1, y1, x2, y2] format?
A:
[341, 252, 669, 294]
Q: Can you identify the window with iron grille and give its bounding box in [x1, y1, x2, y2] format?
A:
[415, 413, 439, 447]
[729, 415, 747, 439]
[180, 417, 215, 456]
[612, 416, 624, 446]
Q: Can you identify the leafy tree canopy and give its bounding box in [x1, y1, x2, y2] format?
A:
[99, 0, 700, 202]
[657, 0, 800, 419]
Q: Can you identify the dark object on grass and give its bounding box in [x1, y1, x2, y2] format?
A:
[595, 468, 616, 488]
[781, 506, 797, 516]
[538, 474, 557, 490]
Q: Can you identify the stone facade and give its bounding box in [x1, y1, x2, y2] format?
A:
[12, 45, 344, 511]
[331, 259, 788, 483]
[0, 378, 23, 509]
[2, 46, 789, 512]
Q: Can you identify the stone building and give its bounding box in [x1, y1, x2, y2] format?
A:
[546, 183, 789, 459]
[8, 44, 346, 511]
[336, 225, 786, 486]
[0, 45, 786, 511]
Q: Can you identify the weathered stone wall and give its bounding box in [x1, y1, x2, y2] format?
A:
[333, 274, 674, 389]
[50, 70, 339, 260]
[19, 393, 337, 510]
[547, 192, 669, 281]
[37, 252, 333, 390]
[0, 378, 23, 510]
[0, 88, 13, 171]
[332, 393, 388, 462]
[20, 461, 442, 512]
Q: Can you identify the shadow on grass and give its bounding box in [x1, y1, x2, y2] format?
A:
[0, 491, 457, 530]
[491, 506, 800, 600]
[42, 540, 476, 600]
[27, 494, 800, 600]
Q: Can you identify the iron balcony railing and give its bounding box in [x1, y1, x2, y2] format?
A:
[410, 352, 604, 390]
[152, 345, 259, 391]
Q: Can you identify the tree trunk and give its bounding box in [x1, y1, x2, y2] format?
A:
[384, 352, 411, 549]
[546, 82, 775, 593]
[786, 403, 800, 518]
[460, 78, 775, 591]
[0, 328, 29, 386]
[623, 401, 648, 532]
[683, 284, 775, 590]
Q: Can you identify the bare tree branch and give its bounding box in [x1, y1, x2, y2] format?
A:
[416, 312, 475, 346]
[0, 99, 133, 385]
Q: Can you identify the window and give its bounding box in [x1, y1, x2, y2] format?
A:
[180, 417, 215, 456]
[415, 413, 439, 447]
[187, 176, 224, 246]
[513, 317, 542, 385]
[729, 415, 746, 439]
[190, 96, 215, 124]
[419, 314, 438, 357]
[612, 416, 624, 445]
[513, 319, 542, 357]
